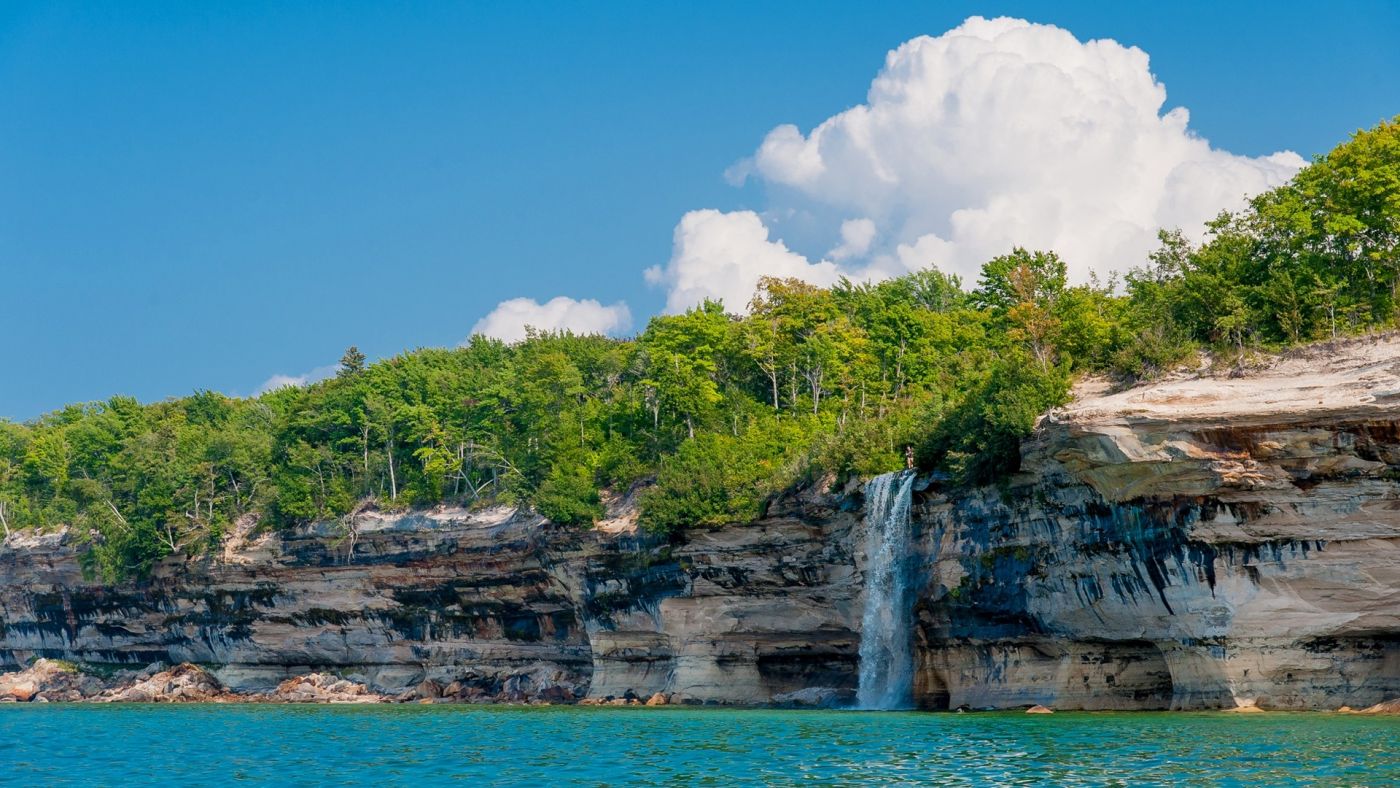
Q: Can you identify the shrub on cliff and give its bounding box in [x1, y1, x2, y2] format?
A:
[918, 350, 1072, 485]
[638, 420, 808, 534]
[533, 464, 604, 526]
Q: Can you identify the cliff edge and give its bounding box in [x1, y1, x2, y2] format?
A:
[915, 335, 1400, 709]
[1, 336, 1397, 709]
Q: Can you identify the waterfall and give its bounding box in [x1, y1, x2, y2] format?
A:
[856, 470, 917, 710]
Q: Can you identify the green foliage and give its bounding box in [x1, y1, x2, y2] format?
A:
[1106, 117, 1400, 375]
[808, 397, 931, 481]
[973, 248, 1067, 313]
[533, 464, 604, 526]
[3, 118, 1397, 576]
[919, 350, 1072, 485]
[638, 419, 808, 534]
[338, 346, 366, 377]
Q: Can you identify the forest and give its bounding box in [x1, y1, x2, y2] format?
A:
[1, 118, 1396, 580]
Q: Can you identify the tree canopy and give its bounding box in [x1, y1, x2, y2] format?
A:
[2, 117, 1396, 580]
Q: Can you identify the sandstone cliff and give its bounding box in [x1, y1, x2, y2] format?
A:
[1, 337, 1396, 709]
[910, 336, 1400, 710]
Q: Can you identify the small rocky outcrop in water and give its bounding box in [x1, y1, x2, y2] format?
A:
[0, 659, 103, 702]
[0, 660, 239, 703]
[0, 660, 388, 703]
[273, 673, 384, 704]
[1354, 698, 1400, 714]
[772, 687, 845, 708]
[99, 663, 232, 703]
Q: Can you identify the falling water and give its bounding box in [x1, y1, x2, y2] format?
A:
[856, 470, 917, 710]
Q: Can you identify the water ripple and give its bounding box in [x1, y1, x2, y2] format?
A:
[0, 705, 1395, 786]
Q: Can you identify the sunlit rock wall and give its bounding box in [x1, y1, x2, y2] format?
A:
[0, 338, 1396, 709]
[909, 339, 1400, 710]
[0, 509, 599, 698]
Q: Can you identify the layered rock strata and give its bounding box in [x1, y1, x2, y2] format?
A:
[0, 337, 1397, 709]
[912, 338, 1400, 710]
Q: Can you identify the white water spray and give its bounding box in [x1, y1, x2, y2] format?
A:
[856, 470, 917, 710]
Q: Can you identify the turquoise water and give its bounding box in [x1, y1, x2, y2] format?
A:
[1, 705, 1395, 786]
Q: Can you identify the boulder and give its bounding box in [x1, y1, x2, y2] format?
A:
[645, 692, 668, 706]
[271, 673, 385, 703]
[8, 681, 37, 702]
[1356, 698, 1400, 714]
[102, 663, 228, 703]
[537, 684, 574, 703]
[1026, 705, 1054, 714]
[0, 659, 101, 702]
[772, 687, 843, 708]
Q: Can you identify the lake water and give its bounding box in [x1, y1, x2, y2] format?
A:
[1, 705, 1395, 786]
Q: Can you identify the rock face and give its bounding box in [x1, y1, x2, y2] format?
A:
[0, 337, 1397, 708]
[911, 337, 1400, 710]
[581, 499, 862, 705]
[0, 506, 600, 701]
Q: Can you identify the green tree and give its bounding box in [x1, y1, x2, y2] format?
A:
[338, 346, 367, 377]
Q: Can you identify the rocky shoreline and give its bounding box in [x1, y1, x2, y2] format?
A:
[0, 659, 387, 704]
[5, 657, 1395, 713]
[1, 336, 1398, 712]
[0, 657, 700, 706]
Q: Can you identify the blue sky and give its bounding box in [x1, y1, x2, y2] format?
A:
[2, 1, 1398, 419]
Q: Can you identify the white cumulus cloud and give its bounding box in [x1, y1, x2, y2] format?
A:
[645, 209, 842, 314]
[828, 217, 878, 261]
[468, 296, 632, 344]
[649, 15, 1306, 311]
[256, 363, 340, 395]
